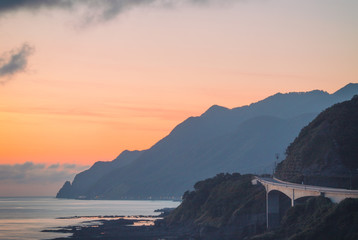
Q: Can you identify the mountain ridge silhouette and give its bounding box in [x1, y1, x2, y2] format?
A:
[56, 83, 358, 199]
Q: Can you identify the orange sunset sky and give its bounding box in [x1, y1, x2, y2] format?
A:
[0, 0, 357, 195]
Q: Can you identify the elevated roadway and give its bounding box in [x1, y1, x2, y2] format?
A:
[252, 176, 358, 229]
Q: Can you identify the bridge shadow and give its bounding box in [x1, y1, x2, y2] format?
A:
[267, 190, 291, 229]
[267, 192, 317, 229]
[295, 196, 316, 205]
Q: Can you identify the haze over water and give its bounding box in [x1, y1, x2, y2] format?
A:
[0, 197, 180, 240]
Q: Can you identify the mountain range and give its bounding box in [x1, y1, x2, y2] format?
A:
[56, 83, 358, 199]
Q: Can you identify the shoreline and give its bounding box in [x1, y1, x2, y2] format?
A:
[44, 215, 194, 240]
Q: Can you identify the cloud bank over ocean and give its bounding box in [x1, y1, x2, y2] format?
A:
[0, 162, 89, 196]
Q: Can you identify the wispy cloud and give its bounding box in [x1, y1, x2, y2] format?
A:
[0, 162, 89, 184]
[0, 43, 34, 84]
[0, 0, 225, 25]
[0, 104, 192, 122]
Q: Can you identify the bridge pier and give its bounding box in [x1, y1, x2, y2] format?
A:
[266, 191, 280, 229]
[266, 190, 291, 229]
[291, 189, 295, 207]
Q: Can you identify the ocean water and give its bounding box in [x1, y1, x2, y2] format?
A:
[0, 197, 180, 240]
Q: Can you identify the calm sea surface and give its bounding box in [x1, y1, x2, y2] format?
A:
[0, 197, 180, 240]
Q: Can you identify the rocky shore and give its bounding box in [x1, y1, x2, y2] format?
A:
[45, 215, 196, 240]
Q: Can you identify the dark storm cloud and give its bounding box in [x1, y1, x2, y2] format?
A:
[0, 43, 34, 84]
[0, 162, 89, 184]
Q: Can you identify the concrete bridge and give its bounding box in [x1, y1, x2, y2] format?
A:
[252, 176, 358, 229]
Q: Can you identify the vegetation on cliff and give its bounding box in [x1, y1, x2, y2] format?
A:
[164, 173, 266, 239]
[163, 173, 358, 240]
[275, 95, 358, 188]
[253, 197, 358, 240]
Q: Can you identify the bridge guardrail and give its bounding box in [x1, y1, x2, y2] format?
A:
[255, 176, 358, 195]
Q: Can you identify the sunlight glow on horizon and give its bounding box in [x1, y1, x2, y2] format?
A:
[1, 0, 358, 167]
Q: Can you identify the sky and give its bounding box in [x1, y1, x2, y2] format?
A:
[0, 0, 357, 196]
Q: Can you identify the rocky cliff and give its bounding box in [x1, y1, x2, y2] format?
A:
[164, 173, 267, 240]
[275, 95, 358, 189]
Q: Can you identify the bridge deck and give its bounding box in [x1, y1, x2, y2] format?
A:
[256, 177, 358, 195]
[255, 176, 358, 229]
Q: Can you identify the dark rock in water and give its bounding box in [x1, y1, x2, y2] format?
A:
[48, 217, 196, 240]
[154, 208, 176, 217]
